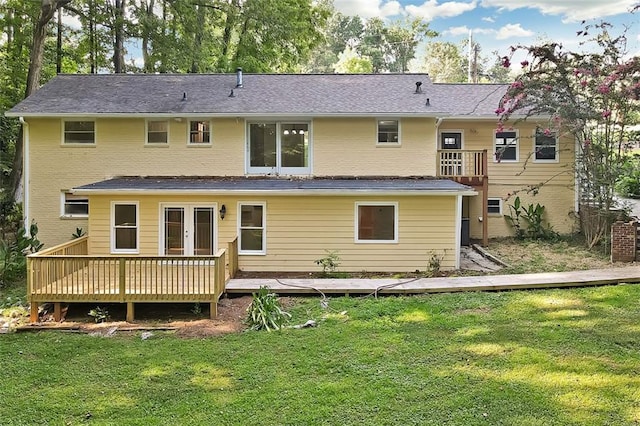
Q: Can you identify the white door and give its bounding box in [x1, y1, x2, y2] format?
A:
[162, 204, 216, 256]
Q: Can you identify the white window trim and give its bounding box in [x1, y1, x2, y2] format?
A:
[145, 119, 170, 145]
[532, 130, 559, 163]
[376, 119, 401, 146]
[246, 121, 312, 175]
[187, 119, 212, 146]
[61, 119, 96, 146]
[60, 191, 89, 219]
[494, 129, 519, 163]
[487, 198, 503, 215]
[238, 202, 267, 255]
[111, 201, 139, 254]
[355, 201, 399, 244]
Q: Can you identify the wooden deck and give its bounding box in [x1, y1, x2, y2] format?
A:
[226, 266, 640, 295]
[27, 236, 239, 322]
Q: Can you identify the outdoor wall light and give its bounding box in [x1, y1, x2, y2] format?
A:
[219, 204, 226, 220]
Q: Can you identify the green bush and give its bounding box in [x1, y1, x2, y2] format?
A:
[246, 286, 291, 331]
[616, 157, 640, 198]
[505, 196, 556, 240]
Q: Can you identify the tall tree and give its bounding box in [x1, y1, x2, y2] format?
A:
[8, 0, 71, 201]
[385, 19, 436, 73]
[497, 22, 640, 248]
[423, 41, 466, 82]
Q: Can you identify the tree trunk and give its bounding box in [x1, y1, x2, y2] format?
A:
[218, 0, 240, 72]
[56, 4, 62, 74]
[190, 4, 205, 73]
[141, 0, 155, 73]
[10, 0, 71, 203]
[112, 0, 126, 73]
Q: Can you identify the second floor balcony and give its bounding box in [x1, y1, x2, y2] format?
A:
[437, 149, 488, 185]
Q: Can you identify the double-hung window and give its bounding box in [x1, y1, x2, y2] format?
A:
[494, 130, 518, 162]
[377, 120, 399, 144]
[356, 202, 398, 243]
[147, 120, 169, 144]
[61, 192, 89, 218]
[534, 129, 558, 162]
[63, 121, 95, 144]
[188, 120, 211, 145]
[248, 122, 310, 174]
[111, 202, 138, 253]
[238, 203, 266, 254]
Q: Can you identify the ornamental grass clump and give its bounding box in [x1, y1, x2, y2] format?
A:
[246, 286, 291, 331]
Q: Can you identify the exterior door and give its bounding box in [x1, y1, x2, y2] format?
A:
[162, 205, 216, 256]
[440, 132, 463, 176]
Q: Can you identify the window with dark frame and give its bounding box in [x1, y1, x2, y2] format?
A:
[64, 121, 95, 144]
[494, 131, 518, 161]
[377, 120, 399, 144]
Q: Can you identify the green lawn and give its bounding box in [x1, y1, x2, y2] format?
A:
[2, 285, 640, 425]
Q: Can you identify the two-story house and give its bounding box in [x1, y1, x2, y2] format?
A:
[7, 71, 576, 320]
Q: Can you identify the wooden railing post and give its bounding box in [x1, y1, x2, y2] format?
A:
[119, 258, 126, 301]
[227, 238, 238, 279]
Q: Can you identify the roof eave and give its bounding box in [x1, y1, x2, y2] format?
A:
[6, 111, 444, 118]
[72, 188, 477, 197]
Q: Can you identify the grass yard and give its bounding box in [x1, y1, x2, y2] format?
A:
[2, 284, 640, 425]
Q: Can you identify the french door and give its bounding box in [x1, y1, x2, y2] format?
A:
[161, 204, 217, 256]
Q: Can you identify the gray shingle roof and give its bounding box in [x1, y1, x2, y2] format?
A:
[72, 176, 474, 194]
[7, 73, 507, 118]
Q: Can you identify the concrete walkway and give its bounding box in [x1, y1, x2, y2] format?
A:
[225, 265, 640, 296]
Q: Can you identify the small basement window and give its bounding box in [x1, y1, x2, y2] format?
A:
[61, 192, 89, 218]
[487, 198, 502, 215]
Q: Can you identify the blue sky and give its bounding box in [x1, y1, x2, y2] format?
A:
[333, 0, 640, 70]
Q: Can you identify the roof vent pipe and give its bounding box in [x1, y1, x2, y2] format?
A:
[182, 92, 187, 101]
[236, 67, 243, 88]
[415, 81, 422, 93]
[426, 98, 430, 106]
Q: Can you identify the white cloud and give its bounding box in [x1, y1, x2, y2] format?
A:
[406, 0, 477, 20]
[482, 16, 495, 23]
[333, 0, 403, 19]
[444, 25, 494, 36]
[495, 23, 534, 40]
[480, 0, 637, 22]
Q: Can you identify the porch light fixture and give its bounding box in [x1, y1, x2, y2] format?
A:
[219, 204, 226, 220]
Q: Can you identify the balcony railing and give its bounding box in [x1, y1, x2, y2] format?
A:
[27, 236, 237, 321]
[437, 149, 487, 178]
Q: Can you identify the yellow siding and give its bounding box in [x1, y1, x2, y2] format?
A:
[27, 115, 575, 248]
[314, 118, 437, 176]
[440, 120, 576, 238]
[87, 194, 458, 272]
[27, 117, 243, 246]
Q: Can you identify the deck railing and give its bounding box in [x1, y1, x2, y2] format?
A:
[227, 237, 239, 279]
[437, 149, 487, 178]
[27, 236, 231, 321]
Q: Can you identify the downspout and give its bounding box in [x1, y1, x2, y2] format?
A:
[19, 117, 30, 233]
[454, 194, 462, 269]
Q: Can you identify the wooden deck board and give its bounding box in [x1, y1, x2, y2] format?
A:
[225, 266, 640, 295]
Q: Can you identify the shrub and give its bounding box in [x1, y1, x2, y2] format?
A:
[505, 196, 556, 240]
[314, 250, 341, 276]
[246, 286, 291, 331]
